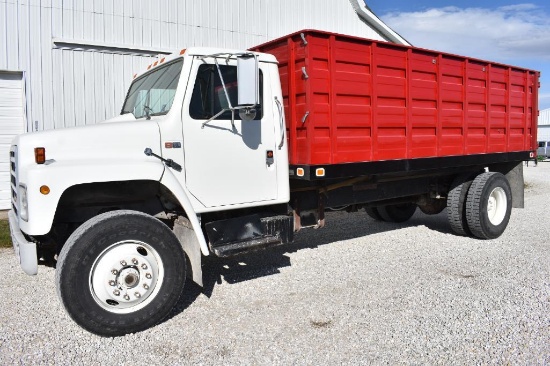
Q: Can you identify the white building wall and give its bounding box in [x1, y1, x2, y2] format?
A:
[538, 108, 550, 141]
[0, 0, 389, 132]
[0, 0, 393, 210]
[265, 0, 386, 41]
[539, 108, 550, 126]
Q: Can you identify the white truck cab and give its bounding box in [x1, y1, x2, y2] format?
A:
[9, 48, 292, 336]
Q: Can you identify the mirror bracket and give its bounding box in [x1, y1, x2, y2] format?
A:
[199, 52, 259, 127]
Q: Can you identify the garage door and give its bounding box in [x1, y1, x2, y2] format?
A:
[0, 72, 26, 210]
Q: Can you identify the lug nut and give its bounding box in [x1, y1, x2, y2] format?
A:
[141, 263, 148, 270]
[134, 292, 141, 298]
[132, 258, 138, 265]
[145, 273, 152, 279]
[123, 295, 130, 301]
[111, 269, 118, 275]
[113, 290, 120, 296]
[108, 280, 116, 286]
[143, 284, 149, 290]
[120, 260, 127, 266]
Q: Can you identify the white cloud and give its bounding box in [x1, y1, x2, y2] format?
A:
[497, 3, 538, 12]
[382, 4, 550, 62]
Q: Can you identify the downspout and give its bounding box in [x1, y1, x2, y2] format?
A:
[349, 0, 412, 46]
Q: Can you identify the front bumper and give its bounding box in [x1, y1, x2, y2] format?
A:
[8, 210, 37, 275]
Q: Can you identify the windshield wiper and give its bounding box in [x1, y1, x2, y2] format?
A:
[149, 111, 168, 117]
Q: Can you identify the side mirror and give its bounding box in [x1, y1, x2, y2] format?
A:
[237, 54, 259, 107]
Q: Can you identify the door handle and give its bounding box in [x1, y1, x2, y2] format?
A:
[274, 96, 285, 150]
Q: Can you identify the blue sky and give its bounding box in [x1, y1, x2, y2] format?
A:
[365, 1, 550, 110]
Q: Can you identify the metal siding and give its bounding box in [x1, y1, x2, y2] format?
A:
[5, 2, 19, 69]
[41, 6, 53, 131]
[538, 126, 550, 141]
[538, 109, 550, 142]
[61, 49, 75, 128]
[539, 108, 550, 126]
[0, 3, 6, 67]
[254, 30, 538, 165]
[1, 0, 392, 132]
[265, 0, 386, 42]
[51, 49, 64, 129]
[28, 4, 42, 132]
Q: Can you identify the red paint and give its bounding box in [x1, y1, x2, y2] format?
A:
[251, 30, 539, 165]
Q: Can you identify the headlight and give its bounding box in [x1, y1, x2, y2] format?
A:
[19, 184, 28, 221]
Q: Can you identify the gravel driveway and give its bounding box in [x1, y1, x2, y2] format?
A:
[1, 164, 549, 365]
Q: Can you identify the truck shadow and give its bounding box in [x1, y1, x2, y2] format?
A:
[168, 209, 453, 319]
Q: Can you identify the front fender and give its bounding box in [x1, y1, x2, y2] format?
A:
[20, 160, 165, 235]
[160, 168, 210, 256]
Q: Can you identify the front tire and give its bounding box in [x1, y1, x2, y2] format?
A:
[465, 172, 512, 239]
[56, 210, 186, 336]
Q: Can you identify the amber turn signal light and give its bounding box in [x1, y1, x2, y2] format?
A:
[40, 185, 50, 195]
[35, 147, 46, 164]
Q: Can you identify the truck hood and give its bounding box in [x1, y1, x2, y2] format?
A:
[12, 121, 162, 168]
[100, 113, 137, 124]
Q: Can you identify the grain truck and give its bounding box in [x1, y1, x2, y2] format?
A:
[8, 30, 539, 336]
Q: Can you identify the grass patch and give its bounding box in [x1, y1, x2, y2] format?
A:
[0, 219, 12, 249]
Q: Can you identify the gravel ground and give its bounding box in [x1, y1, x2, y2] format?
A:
[1, 164, 549, 365]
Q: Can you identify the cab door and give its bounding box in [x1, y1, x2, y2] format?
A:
[181, 58, 278, 208]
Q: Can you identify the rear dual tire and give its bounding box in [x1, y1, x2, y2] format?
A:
[365, 207, 383, 221]
[465, 172, 512, 239]
[365, 203, 417, 223]
[447, 172, 512, 239]
[447, 173, 476, 236]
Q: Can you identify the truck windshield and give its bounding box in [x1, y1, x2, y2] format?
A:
[121, 58, 183, 119]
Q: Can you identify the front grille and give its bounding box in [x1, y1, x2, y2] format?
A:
[10, 146, 18, 216]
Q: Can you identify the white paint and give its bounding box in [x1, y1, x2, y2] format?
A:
[10, 51, 290, 257]
[0, 72, 26, 209]
[11, 121, 165, 235]
[537, 108, 550, 142]
[182, 56, 280, 208]
[538, 108, 550, 126]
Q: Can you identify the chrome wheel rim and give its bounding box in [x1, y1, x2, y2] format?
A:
[89, 240, 164, 314]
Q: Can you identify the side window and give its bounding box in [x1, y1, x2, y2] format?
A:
[539, 141, 545, 148]
[189, 64, 263, 120]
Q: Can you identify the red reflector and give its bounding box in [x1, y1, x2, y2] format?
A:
[153, 61, 158, 66]
[179, 49, 186, 55]
[165, 142, 173, 149]
[160, 58, 165, 63]
[35, 147, 46, 164]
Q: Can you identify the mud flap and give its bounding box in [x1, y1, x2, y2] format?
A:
[491, 161, 524, 208]
[173, 217, 203, 287]
[505, 162, 524, 209]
